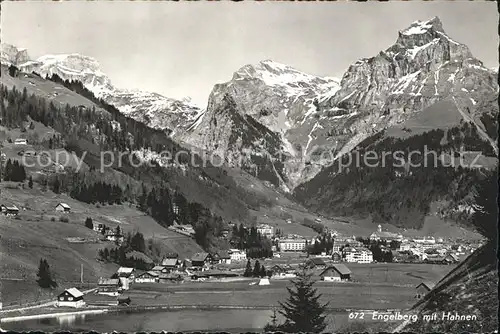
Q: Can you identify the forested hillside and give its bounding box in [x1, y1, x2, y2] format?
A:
[0, 65, 282, 254]
[294, 121, 497, 232]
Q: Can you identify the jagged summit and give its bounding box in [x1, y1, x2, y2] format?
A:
[1, 43, 201, 132]
[400, 17, 444, 36]
[1, 43, 30, 65]
[232, 59, 334, 87]
[395, 16, 465, 54]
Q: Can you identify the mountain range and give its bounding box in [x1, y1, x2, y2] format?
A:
[2, 16, 497, 232]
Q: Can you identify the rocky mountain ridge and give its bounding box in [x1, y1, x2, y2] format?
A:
[2, 17, 497, 192]
[180, 17, 497, 191]
[0, 44, 202, 133]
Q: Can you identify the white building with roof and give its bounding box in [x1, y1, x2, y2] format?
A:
[56, 288, 85, 308]
[55, 203, 71, 213]
[229, 249, 247, 261]
[256, 224, 274, 238]
[343, 247, 373, 263]
[279, 238, 307, 252]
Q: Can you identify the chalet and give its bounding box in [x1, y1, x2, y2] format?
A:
[191, 269, 239, 280]
[116, 267, 135, 290]
[117, 267, 135, 279]
[55, 203, 71, 213]
[271, 264, 296, 278]
[161, 258, 182, 270]
[135, 271, 159, 283]
[1, 204, 19, 216]
[319, 264, 352, 282]
[97, 278, 121, 296]
[105, 231, 124, 244]
[331, 252, 342, 263]
[151, 265, 166, 273]
[415, 282, 435, 299]
[14, 138, 27, 145]
[56, 288, 85, 308]
[214, 250, 231, 264]
[305, 258, 327, 270]
[443, 253, 460, 264]
[191, 252, 213, 267]
[159, 273, 183, 283]
[92, 222, 104, 233]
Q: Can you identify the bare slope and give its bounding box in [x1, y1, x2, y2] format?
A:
[401, 240, 498, 332]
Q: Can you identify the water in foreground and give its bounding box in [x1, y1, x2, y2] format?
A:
[2, 309, 364, 332]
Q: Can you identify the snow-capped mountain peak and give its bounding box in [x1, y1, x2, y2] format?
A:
[401, 16, 444, 36]
[1, 43, 201, 132]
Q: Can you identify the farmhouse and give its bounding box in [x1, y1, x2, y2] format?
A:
[56, 288, 85, 308]
[151, 265, 166, 273]
[191, 270, 239, 280]
[191, 252, 213, 267]
[161, 258, 182, 271]
[92, 222, 104, 233]
[0, 204, 19, 216]
[55, 203, 71, 213]
[159, 273, 183, 283]
[135, 271, 159, 283]
[305, 258, 327, 270]
[271, 264, 296, 278]
[116, 267, 135, 290]
[105, 231, 124, 244]
[117, 267, 135, 279]
[443, 253, 460, 264]
[319, 264, 352, 282]
[97, 278, 121, 296]
[415, 282, 435, 299]
[14, 138, 27, 145]
[214, 250, 232, 264]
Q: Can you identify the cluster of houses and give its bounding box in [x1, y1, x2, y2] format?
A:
[0, 202, 71, 217]
[93, 250, 249, 290]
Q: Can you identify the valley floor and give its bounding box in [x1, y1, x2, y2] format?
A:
[1, 262, 456, 333]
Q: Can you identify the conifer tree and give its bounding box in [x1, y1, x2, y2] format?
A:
[36, 258, 57, 289]
[85, 217, 93, 229]
[275, 270, 328, 332]
[253, 260, 261, 277]
[244, 260, 253, 277]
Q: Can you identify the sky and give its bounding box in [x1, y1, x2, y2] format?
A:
[2, 2, 498, 107]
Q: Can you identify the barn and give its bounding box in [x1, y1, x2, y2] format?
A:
[415, 282, 435, 299]
[1, 204, 19, 217]
[319, 264, 352, 282]
[97, 278, 121, 296]
[55, 203, 71, 213]
[56, 288, 85, 308]
[135, 271, 159, 283]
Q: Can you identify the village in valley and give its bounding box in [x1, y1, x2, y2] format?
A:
[0, 131, 485, 332]
[0, 183, 482, 312]
[1, 4, 497, 331]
